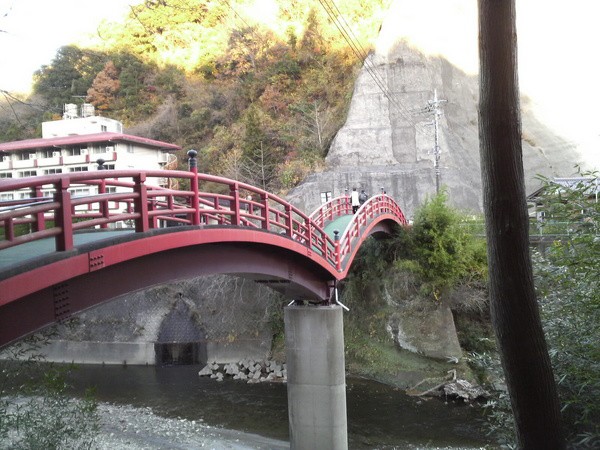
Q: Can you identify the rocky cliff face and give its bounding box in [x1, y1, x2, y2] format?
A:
[289, 0, 597, 218]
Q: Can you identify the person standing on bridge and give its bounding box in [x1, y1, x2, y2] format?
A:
[351, 187, 360, 213]
[359, 189, 368, 206]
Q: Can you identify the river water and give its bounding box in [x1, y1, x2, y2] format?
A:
[60, 364, 494, 449]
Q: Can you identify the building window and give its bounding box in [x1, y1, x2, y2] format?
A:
[18, 152, 31, 161]
[103, 164, 115, 170]
[43, 168, 63, 175]
[18, 170, 37, 177]
[127, 144, 134, 153]
[101, 125, 107, 132]
[69, 188, 90, 197]
[320, 191, 332, 203]
[41, 150, 55, 158]
[0, 173, 13, 178]
[66, 147, 83, 156]
[69, 166, 89, 172]
[0, 193, 14, 201]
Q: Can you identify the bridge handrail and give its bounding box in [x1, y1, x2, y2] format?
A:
[309, 195, 352, 228]
[0, 170, 338, 268]
[337, 194, 407, 270]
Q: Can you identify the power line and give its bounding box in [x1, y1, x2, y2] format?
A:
[316, 0, 428, 133]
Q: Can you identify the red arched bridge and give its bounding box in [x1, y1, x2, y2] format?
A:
[0, 170, 407, 347]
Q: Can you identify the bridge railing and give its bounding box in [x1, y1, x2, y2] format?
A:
[336, 194, 407, 270]
[309, 195, 352, 228]
[0, 170, 337, 268]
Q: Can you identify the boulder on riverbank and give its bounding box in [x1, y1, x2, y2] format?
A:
[198, 359, 287, 384]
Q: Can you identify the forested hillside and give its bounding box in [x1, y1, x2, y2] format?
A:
[0, 0, 390, 193]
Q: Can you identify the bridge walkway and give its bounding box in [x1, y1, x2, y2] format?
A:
[0, 230, 135, 272]
[0, 216, 354, 275]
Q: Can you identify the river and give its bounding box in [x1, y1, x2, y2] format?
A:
[57, 364, 494, 449]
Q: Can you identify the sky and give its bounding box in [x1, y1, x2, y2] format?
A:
[0, 0, 138, 93]
[0, 0, 598, 167]
[378, 0, 599, 168]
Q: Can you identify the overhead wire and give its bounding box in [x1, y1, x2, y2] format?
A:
[215, 0, 422, 137]
[316, 0, 429, 133]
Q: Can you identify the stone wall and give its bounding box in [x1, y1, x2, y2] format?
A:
[25, 275, 279, 366]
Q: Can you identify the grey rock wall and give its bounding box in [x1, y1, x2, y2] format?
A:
[288, 6, 592, 219]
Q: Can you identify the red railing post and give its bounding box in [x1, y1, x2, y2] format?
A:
[334, 229, 341, 271]
[343, 188, 349, 216]
[54, 177, 73, 251]
[285, 204, 293, 237]
[213, 197, 222, 224]
[133, 173, 149, 233]
[32, 185, 45, 232]
[305, 217, 313, 249]
[261, 193, 270, 230]
[4, 219, 14, 242]
[188, 150, 201, 226]
[98, 178, 109, 229]
[148, 199, 157, 229]
[229, 182, 240, 226]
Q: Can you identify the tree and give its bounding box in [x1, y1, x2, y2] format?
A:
[87, 61, 120, 111]
[33, 46, 106, 111]
[242, 141, 278, 190]
[397, 192, 487, 301]
[290, 100, 335, 156]
[477, 1, 565, 448]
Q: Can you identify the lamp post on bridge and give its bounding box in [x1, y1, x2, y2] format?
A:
[187, 149, 200, 226]
[96, 158, 106, 170]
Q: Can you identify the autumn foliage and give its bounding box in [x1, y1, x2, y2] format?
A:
[2, 0, 389, 193]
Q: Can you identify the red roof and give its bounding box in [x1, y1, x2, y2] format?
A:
[0, 132, 181, 152]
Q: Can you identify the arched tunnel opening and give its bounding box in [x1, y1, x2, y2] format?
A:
[154, 298, 207, 366]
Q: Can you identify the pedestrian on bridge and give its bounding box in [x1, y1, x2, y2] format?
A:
[359, 189, 368, 206]
[351, 187, 360, 213]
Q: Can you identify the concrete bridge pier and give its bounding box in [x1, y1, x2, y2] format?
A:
[284, 304, 348, 450]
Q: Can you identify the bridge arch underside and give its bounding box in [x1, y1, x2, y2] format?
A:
[339, 217, 401, 277]
[0, 233, 335, 348]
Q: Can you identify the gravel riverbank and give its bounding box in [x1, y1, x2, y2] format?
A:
[94, 403, 289, 449]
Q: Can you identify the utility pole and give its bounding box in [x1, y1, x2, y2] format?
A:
[425, 89, 446, 194]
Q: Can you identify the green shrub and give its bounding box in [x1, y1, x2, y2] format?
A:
[533, 171, 599, 445]
[392, 191, 488, 302]
[0, 334, 100, 448]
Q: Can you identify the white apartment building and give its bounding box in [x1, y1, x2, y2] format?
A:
[0, 104, 180, 202]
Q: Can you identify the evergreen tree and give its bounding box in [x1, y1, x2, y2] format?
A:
[33, 46, 106, 112]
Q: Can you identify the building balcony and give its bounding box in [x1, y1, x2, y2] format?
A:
[63, 154, 90, 165]
[92, 151, 117, 162]
[12, 159, 35, 169]
[37, 157, 62, 167]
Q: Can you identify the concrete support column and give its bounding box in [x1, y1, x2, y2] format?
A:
[284, 304, 348, 450]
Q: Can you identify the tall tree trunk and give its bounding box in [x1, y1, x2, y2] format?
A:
[477, 1, 565, 448]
